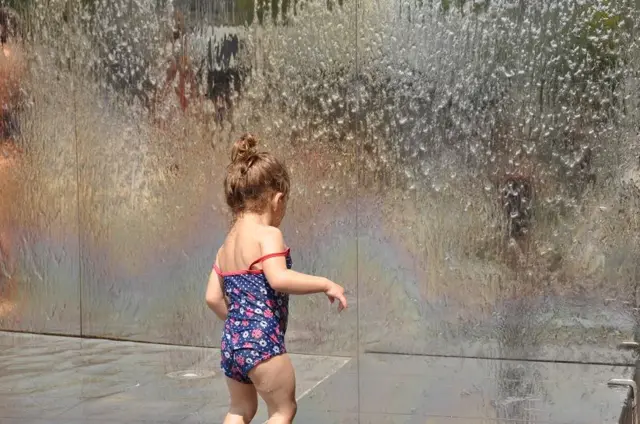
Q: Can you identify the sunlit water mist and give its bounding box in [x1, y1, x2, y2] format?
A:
[1, 0, 639, 362]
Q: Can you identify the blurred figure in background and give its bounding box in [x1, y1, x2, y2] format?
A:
[0, 5, 25, 317]
[0, 5, 24, 145]
[153, 10, 201, 126]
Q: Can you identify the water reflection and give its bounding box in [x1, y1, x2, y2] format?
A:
[492, 360, 547, 422]
[490, 290, 547, 420]
[0, 0, 638, 365]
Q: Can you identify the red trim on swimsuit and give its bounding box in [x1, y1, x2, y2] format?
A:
[214, 248, 291, 277]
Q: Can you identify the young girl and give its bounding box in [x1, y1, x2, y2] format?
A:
[205, 134, 348, 423]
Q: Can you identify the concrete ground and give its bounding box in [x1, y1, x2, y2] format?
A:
[0, 331, 634, 423]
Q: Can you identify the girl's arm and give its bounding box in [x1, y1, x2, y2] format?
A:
[205, 251, 229, 320]
[260, 227, 348, 311]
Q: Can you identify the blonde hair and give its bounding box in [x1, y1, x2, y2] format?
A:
[224, 133, 290, 215]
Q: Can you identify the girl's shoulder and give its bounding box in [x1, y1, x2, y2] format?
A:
[216, 224, 285, 267]
[258, 224, 284, 240]
[256, 225, 287, 251]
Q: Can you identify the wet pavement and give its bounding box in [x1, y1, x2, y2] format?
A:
[0, 331, 634, 423]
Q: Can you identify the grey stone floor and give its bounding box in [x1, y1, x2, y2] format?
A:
[0, 332, 634, 423]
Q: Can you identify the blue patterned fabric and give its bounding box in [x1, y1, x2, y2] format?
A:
[216, 250, 291, 384]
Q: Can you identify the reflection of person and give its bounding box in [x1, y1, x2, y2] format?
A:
[205, 134, 347, 423]
[0, 6, 19, 46]
[153, 10, 200, 122]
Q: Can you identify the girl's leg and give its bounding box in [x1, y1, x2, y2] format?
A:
[0, 228, 16, 317]
[248, 354, 297, 424]
[223, 377, 258, 424]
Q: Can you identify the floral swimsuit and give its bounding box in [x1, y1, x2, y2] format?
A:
[214, 249, 291, 384]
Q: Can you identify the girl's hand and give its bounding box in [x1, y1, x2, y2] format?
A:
[325, 281, 348, 312]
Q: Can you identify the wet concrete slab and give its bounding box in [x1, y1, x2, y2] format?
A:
[0, 332, 349, 422]
[295, 354, 636, 423]
[0, 332, 634, 423]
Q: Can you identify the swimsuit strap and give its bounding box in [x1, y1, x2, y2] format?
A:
[248, 248, 291, 270]
[213, 248, 290, 276]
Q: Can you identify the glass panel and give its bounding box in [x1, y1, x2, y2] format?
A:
[74, 0, 218, 343]
[77, 0, 359, 355]
[357, 0, 639, 364]
[0, 2, 81, 334]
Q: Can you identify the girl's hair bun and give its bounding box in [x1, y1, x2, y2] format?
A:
[224, 132, 290, 216]
[231, 133, 258, 163]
